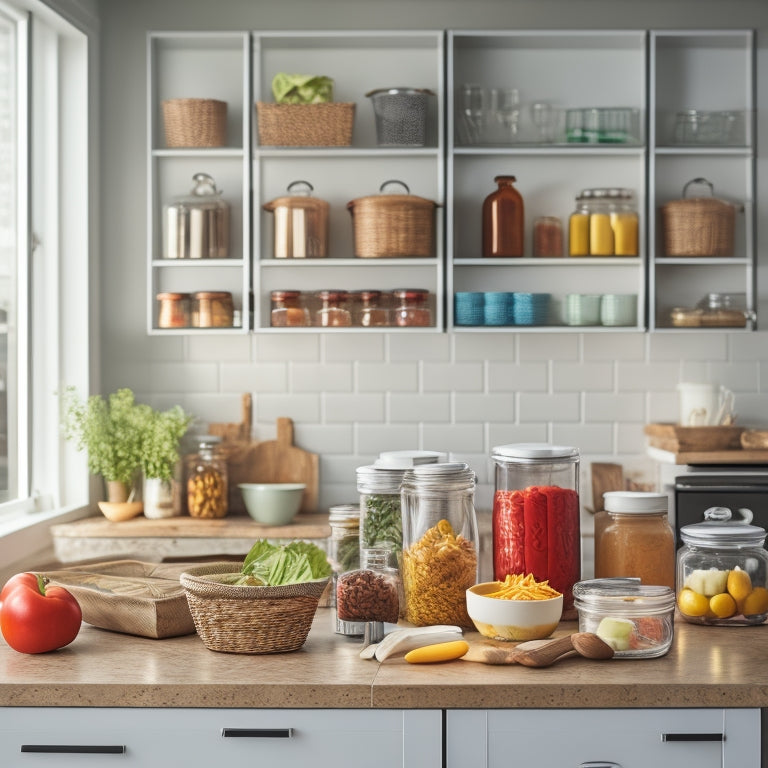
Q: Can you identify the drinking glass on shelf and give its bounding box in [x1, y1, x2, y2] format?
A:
[490, 87, 520, 143]
[459, 83, 487, 144]
[530, 101, 560, 143]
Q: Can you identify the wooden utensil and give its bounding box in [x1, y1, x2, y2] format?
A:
[462, 632, 614, 667]
[590, 462, 624, 512]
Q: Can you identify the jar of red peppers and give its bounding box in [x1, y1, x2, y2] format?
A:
[491, 443, 581, 619]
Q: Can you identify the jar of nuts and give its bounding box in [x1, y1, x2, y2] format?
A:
[186, 436, 228, 518]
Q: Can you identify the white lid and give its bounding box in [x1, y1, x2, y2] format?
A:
[491, 443, 579, 461]
[603, 491, 668, 514]
[374, 450, 444, 469]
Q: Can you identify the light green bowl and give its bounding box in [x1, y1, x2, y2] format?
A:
[238, 483, 306, 525]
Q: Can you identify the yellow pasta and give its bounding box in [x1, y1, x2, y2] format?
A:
[486, 573, 561, 601]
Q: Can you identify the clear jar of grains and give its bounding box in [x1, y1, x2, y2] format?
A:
[186, 436, 228, 518]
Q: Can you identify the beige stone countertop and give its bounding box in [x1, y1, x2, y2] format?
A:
[2, 608, 768, 710]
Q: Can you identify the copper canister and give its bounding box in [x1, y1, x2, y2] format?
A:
[262, 180, 329, 259]
[191, 291, 234, 327]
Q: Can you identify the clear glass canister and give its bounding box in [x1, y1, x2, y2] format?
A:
[327, 504, 365, 636]
[270, 289, 311, 327]
[588, 188, 614, 256]
[573, 578, 676, 659]
[315, 290, 352, 327]
[392, 288, 431, 327]
[491, 443, 580, 619]
[533, 216, 563, 258]
[676, 506, 768, 626]
[595, 491, 675, 589]
[336, 547, 400, 625]
[568, 190, 592, 257]
[191, 291, 234, 328]
[356, 289, 390, 327]
[186, 436, 228, 518]
[608, 188, 638, 256]
[400, 462, 479, 628]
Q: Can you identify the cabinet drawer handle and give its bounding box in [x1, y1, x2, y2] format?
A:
[221, 728, 293, 739]
[579, 763, 623, 767]
[21, 745, 125, 754]
[662, 733, 725, 742]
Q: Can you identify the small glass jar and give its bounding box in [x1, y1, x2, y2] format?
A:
[315, 290, 352, 327]
[491, 443, 581, 618]
[595, 492, 675, 589]
[393, 288, 431, 327]
[568, 191, 592, 257]
[336, 548, 400, 625]
[588, 189, 614, 256]
[482, 175, 525, 258]
[573, 578, 676, 659]
[356, 290, 390, 327]
[270, 289, 311, 327]
[401, 463, 479, 627]
[191, 291, 234, 328]
[328, 504, 365, 636]
[676, 506, 768, 626]
[608, 188, 639, 256]
[533, 216, 563, 257]
[157, 292, 190, 329]
[186, 436, 228, 518]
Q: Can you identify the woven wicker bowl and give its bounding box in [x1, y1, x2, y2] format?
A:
[162, 98, 227, 148]
[180, 563, 329, 654]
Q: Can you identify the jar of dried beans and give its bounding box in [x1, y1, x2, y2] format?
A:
[336, 548, 400, 628]
[400, 463, 479, 628]
[186, 436, 228, 519]
[491, 443, 580, 619]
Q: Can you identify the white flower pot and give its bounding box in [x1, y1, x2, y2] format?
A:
[143, 477, 181, 519]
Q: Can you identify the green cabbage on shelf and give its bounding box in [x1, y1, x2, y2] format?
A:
[237, 539, 331, 586]
[271, 73, 334, 104]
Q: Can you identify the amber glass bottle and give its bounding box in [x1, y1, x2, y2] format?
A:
[482, 175, 524, 257]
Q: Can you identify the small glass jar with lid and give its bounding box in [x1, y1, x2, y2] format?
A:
[607, 188, 639, 256]
[393, 288, 431, 327]
[573, 578, 676, 659]
[356, 289, 390, 327]
[270, 290, 311, 327]
[315, 290, 352, 327]
[587, 188, 614, 256]
[595, 491, 675, 589]
[532, 216, 563, 257]
[157, 292, 190, 329]
[676, 506, 768, 626]
[327, 504, 365, 636]
[400, 463, 479, 627]
[191, 291, 234, 327]
[186, 436, 228, 518]
[568, 191, 592, 257]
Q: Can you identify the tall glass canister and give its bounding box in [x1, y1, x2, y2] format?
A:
[327, 504, 365, 636]
[491, 444, 580, 619]
[400, 463, 479, 628]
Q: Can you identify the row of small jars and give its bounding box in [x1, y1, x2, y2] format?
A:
[271, 288, 433, 328]
[568, 187, 639, 257]
[156, 291, 236, 329]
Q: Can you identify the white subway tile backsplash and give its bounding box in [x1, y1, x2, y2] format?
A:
[319, 454, 370, 485]
[454, 333, 516, 361]
[421, 423, 485, 453]
[149, 362, 219, 393]
[357, 362, 419, 392]
[324, 393, 385, 423]
[221, 363, 287, 393]
[148, 335, 186, 362]
[423, 362, 484, 392]
[489, 423, 548, 447]
[188, 334, 251, 361]
[552, 361, 614, 392]
[294, 423, 353, 455]
[519, 333, 579, 361]
[582, 333, 645, 361]
[730, 331, 768, 362]
[254, 393, 321, 424]
[584, 392, 645, 422]
[647, 391, 679, 423]
[616, 361, 680, 391]
[726, 392, 768, 426]
[325, 333, 386, 362]
[290, 363, 353, 392]
[454, 393, 514, 423]
[488, 361, 548, 392]
[616, 422, 649, 454]
[254, 334, 320, 362]
[389, 332, 451, 362]
[552, 423, 614, 454]
[356, 424, 421, 455]
[519, 393, 580, 422]
[708, 361, 759, 391]
[389, 393, 451, 423]
[649, 332, 728, 361]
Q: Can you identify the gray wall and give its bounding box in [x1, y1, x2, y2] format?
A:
[98, 0, 768, 513]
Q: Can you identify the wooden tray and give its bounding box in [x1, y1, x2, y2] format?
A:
[43, 560, 198, 638]
[644, 423, 745, 452]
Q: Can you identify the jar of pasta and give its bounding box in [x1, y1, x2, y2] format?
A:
[400, 463, 479, 627]
[186, 436, 228, 518]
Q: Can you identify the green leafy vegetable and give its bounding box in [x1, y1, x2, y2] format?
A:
[271, 73, 334, 104]
[240, 540, 331, 586]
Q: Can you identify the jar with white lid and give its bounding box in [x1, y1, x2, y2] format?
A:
[573, 578, 676, 659]
[676, 506, 768, 626]
[595, 491, 675, 589]
[491, 443, 580, 619]
[400, 463, 479, 627]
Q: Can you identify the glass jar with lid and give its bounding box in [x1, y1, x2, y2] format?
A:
[491, 443, 580, 619]
[186, 436, 228, 519]
[482, 175, 524, 257]
[588, 188, 614, 256]
[676, 506, 768, 626]
[595, 492, 675, 589]
[607, 188, 639, 256]
[191, 291, 234, 328]
[568, 191, 592, 257]
[315, 290, 352, 327]
[392, 288, 431, 327]
[327, 504, 365, 636]
[270, 290, 311, 327]
[157, 292, 190, 329]
[573, 578, 676, 658]
[532, 216, 563, 258]
[400, 463, 479, 627]
[356, 289, 390, 327]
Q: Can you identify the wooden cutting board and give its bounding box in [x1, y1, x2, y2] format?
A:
[644, 423, 745, 452]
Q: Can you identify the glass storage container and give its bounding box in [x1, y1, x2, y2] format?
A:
[532, 216, 563, 258]
[356, 289, 390, 327]
[573, 578, 676, 659]
[270, 289, 311, 327]
[156, 291, 190, 329]
[491, 443, 580, 619]
[568, 191, 592, 256]
[608, 188, 639, 256]
[595, 491, 675, 589]
[186, 436, 228, 519]
[315, 290, 352, 327]
[262, 180, 329, 259]
[401, 462, 479, 628]
[392, 288, 431, 327]
[676, 506, 768, 626]
[328, 504, 365, 636]
[482, 175, 524, 258]
[191, 291, 234, 328]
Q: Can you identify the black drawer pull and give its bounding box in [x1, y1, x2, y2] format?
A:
[21, 745, 125, 754]
[222, 728, 293, 739]
[662, 733, 725, 742]
[579, 762, 622, 767]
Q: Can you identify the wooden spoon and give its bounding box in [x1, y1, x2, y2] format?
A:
[462, 632, 613, 667]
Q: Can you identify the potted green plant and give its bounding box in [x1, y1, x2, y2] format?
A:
[137, 403, 192, 519]
[61, 387, 148, 520]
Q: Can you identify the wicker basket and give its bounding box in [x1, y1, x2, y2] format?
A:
[347, 180, 439, 258]
[660, 178, 740, 257]
[256, 102, 355, 147]
[180, 563, 328, 654]
[162, 98, 227, 148]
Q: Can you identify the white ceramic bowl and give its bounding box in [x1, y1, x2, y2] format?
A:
[466, 581, 564, 641]
[238, 483, 305, 525]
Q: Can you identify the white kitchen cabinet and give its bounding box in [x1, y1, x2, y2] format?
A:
[648, 30, 756, 331]
[446, 708, 761, 768]
[0, 708, 442, 768]
[446, 30, 648, 332]
[252, 30, 445, 332]
[147, 32, 252, 335]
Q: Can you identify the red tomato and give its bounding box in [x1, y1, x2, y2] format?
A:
[0, 573, 82, 654]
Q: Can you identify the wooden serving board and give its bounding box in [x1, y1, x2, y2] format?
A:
[644, 423, 745, 452]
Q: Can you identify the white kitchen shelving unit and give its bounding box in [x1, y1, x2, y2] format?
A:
[648, 29, 756, 331]
[147, 32, 252, 335]
[252, 30, 445, 332]
[447, 30, 648, 332]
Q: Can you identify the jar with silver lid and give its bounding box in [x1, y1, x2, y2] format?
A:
[676, 506, 768, 626]
[400, 462, 479, 627]
[327, 504, 364, 636]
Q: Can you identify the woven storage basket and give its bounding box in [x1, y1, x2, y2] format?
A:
[162, 98, 227, 148]
[180, 562, 328, 654]
[256, 102, 355, 147]
[661, 178, 740, 257]
[347, 180, 439, 258]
